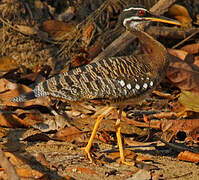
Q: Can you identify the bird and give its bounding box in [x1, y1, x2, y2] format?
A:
[11, 5, 181, 165]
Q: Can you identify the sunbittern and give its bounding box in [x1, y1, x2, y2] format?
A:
[11, 5, 181, 165]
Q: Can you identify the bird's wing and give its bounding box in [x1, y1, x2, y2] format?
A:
[34, 56, 156, 102]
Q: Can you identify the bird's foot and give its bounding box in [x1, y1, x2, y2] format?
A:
[120, 160, 135, 166]
[80, 146, 94, 163]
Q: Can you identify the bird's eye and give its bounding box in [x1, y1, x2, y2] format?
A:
[138, 10, 145, 16]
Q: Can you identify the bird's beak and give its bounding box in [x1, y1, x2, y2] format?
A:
[145, 15, 181, 26]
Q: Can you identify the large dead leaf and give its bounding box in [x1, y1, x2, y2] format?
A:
[42, 20, 76, 40]
[181, 43, 199, 55]
[168, 4, 192, 27]
[178, 151, 199, 163]
[55, 126, 83, 142]
[178, 90, 199, 112]
[167, 49, 199, 94]
[16, 168, 44, 178]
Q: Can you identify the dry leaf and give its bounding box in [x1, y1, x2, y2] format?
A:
[87, 45, 102, 59]
[107, 149, 148, 163]
[181, 43, 199, 55]
[178, 151, 199, 163]
[0, 78, 17, 93]
[16, 168, 44, 178]
[16, 25, 38, 35]
[42, 20, 75, 40]
[167, 49, 199, 94]
[67, 167, 97, 175]
[82, 23, 94, 45]
[168, 4, 192, 27]
[0, 57, 19, 73]
[0, 110, 44, 128]
[4, 152, 26, 166]
[168, 49, 188, 60]
[0, 128, 8, 139]
[178, 91, 199, 112]
[72, 55, 90, 68]
[55, 126, 82, 142]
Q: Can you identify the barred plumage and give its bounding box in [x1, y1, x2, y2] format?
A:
[11, 55, 157, 103]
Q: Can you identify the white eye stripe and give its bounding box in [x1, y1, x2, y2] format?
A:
[123, 7, 147, 12]
[123, 16, 142, 26]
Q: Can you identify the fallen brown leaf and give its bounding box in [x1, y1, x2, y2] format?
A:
[55, 126, 82, 142]
[0, 78, 17, 93]
[181, 43, 199, 55]
[67, 167, 97, 175]
[0, 57, 19, 73]
[0, 112, 30, 127]
[107, 149, 149, 163]
[167, 49, 199, 94]
[178, 90, 199, 112]
[16, 168, 44, 178]
[178, 151, 199, 163]
[82, 23, 94, 45]
[42, 20, 76, 40]
[168, 4, 192, 27]
[16, 25, 38, 35]
[4, 152, 26, 166]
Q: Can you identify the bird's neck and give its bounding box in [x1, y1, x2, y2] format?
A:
[128, 27, 169, 76]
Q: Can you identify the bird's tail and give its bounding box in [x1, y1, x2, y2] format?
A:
[10, 89, 49, 102]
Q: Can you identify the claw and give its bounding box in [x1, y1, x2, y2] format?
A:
[81, 146, 93, 163]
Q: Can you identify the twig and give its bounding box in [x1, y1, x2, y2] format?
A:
[147, 26, 198, 40]
[172, 29, 199, 49]
[156, 136, 199, 153]
[92, 0, 177, 62]
[0, 148, 20, 180]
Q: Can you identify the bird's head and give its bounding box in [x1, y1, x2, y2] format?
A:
[119, 5, 181, 30]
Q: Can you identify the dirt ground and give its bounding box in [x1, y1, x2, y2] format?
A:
[0, 126, 198, 180]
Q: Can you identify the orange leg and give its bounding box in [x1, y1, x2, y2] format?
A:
[115, 108, 135, 166]
[83, 106, 114, 162]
